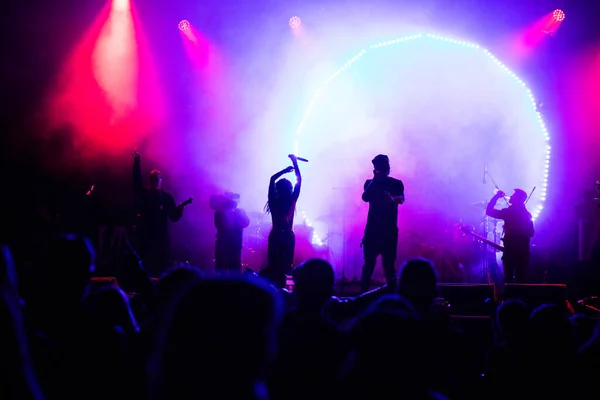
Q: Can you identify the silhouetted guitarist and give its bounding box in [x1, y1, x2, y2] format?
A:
[486, 189, 534, 283]
[133, 152, 191, 277]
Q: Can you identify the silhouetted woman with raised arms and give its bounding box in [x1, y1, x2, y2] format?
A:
[261, 154, 301, 288]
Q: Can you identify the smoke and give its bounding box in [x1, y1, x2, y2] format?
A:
[31, 1, 550, 271]
[293, 36, 548, 271]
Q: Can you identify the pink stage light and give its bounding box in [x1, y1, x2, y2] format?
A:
[289, 16, 302, 29]
[552, 9, 565, 22]
[178, 20, 190, 32]
[112, 0, 129, 12]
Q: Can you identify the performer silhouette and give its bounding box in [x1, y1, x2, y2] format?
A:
[360, 154, 405, 293]
[486, 189, 534, 283]
[262, 154, 302, 288]
[132, 152, 185, 277]
[210, 191, 250, 276]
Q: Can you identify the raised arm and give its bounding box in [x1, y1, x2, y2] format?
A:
[486, 191, 506, 220]
[132, 152, 144, 196]
[289, 154, 301, 201]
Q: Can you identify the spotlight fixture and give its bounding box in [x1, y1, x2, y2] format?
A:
[289, 16, 302, 29]
[178, 20, 190, 32]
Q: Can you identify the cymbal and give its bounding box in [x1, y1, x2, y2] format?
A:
[471, 201, 488, 208]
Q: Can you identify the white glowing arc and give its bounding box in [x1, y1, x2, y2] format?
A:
[294, 33, 551, 245]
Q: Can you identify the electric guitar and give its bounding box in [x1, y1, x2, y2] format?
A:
[458, 224, 505, 252]
[179, 197, 194, 208]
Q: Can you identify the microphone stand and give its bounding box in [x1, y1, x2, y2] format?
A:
[484, 169, 509, 207]
[482, 168, 507, 284]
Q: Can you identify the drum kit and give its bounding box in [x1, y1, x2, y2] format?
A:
[242, 212, 326, 270]
[406, 199, 505, 284]
[242, 212, 270, 270]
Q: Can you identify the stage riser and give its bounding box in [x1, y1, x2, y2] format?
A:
[438, 284, 496, 316]
[502, 284, 568, 310]
[92, 277, 568, 317]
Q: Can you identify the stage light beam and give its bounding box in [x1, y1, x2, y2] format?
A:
[112, 0, 129, 12]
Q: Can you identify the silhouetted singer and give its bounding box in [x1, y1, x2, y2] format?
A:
[261, 154, 302, 288]
[360, 154, 405, 293]
[210, 191, 250, 276]
[486, 189, 535, 283]
[132, 152, 186, 277]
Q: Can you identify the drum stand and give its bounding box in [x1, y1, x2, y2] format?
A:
[481, 215, 492, 284]
[481, 166, 507, 284]
[332, 187, 357, 295]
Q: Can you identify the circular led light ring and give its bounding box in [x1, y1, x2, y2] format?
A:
[294, 33, 550, 229]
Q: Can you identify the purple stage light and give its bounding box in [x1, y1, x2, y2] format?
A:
[289, 16, 302, 29]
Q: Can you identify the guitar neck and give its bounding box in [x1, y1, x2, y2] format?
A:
[461, 229, 504, 252]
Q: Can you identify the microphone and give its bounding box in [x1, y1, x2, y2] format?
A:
[297, 157, 309, 162]
[482, 164, 486, 184]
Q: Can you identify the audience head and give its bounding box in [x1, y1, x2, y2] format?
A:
[496, 299, 529, 342]
[350, 307, 429, 382]
[397, 258, 438, 314]
[292, 258, 335, 306]
[46, 234, 95, 297]
[530, 303, 574, 352]
[153, 265, 204, 313]
[150, 276, 283, 397]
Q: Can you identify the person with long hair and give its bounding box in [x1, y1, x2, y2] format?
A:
[262, 154, 302, 288]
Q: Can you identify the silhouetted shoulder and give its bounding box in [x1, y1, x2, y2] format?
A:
[389, 177, 404, 193]
[389, 177, 403, 186]
[363, 179, 372, 190]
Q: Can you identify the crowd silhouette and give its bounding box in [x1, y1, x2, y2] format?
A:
[2, 230, 599, 399]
